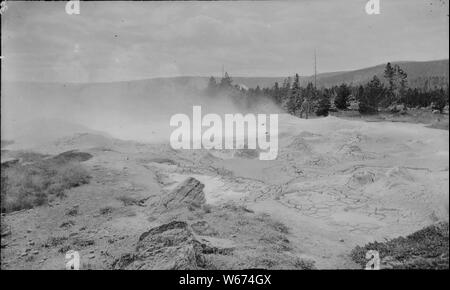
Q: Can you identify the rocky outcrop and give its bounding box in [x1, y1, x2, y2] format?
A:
[112, 221, 233, 270]
[160, 178, 206, 210]
[1, 158, 19, 168]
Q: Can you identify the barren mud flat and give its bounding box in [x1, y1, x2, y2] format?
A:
[1, 114, 448, 269]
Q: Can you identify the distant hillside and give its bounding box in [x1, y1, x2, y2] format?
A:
[4, 60, 446, 93]
[192, 59, 449, 89]
[177, 59, 448, 89]
[305, 59, 449, 88]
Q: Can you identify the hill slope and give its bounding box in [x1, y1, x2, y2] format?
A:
[306, 59, 449, 88]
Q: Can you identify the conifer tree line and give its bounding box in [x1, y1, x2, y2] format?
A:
[205, 63, 449, 116]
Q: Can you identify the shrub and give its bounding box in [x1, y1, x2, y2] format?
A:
[351, 222, 449, 269]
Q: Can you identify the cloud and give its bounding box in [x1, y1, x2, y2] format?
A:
[2, 0, 448, 82]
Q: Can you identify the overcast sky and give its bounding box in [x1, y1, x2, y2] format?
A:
[2, 0, 449, 83]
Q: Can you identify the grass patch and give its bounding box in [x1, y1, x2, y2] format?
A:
[99, 206, 114, 215]
[351, 222, 449, 269]
[43, 236, 68, 248]
[1, 151, 91, 213]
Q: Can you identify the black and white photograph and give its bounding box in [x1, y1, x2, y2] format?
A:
[0, 0, 449, 275]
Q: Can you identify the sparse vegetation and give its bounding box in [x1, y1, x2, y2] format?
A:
[351, 222, 449, 269]
[42, 236, 68, 248]
[1, 151, 91, 213]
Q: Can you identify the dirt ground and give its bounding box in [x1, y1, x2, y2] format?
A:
[1, 114, 448, 269]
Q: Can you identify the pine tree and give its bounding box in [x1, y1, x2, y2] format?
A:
[384, 62, 395, 91]
[383, 62, 396, 106]
[286, 74, 301, 114]
[334, 83, 351, 110]
[283, 77, 291, 95]
[292, 74, 302, 111]
[280, 77, 292, 110]
[272, 82, 281, 104]
[431, 87, 447, 113]
[220, 72, 233, 89]
[305, 82, 315, 100]
[315, 89, 331, 116]
[395, 65, 408, 104]
[358, 76, 384, 114]
[206, 76, 217, 96]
